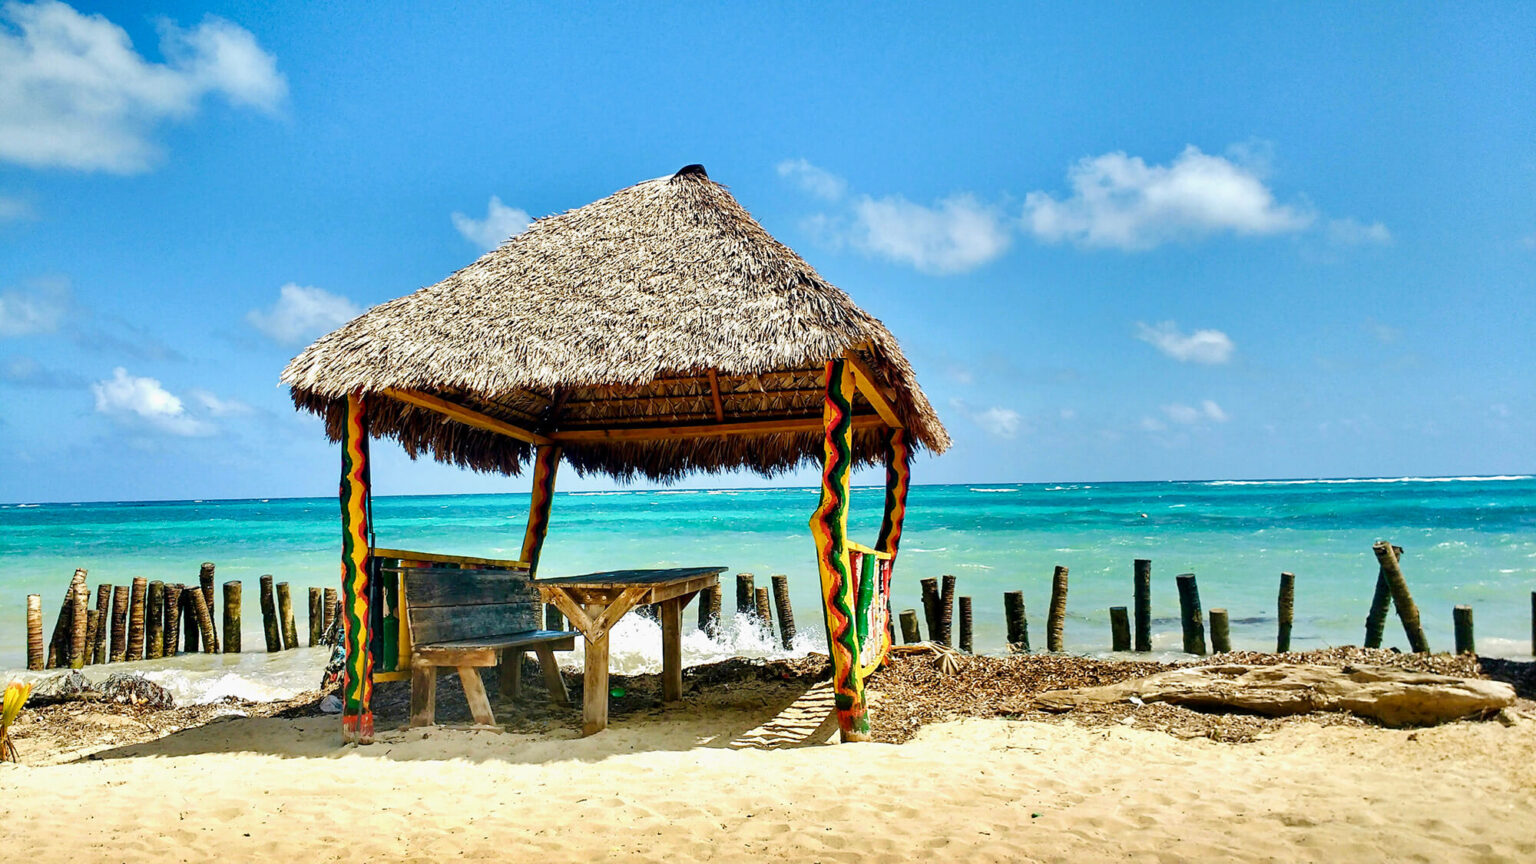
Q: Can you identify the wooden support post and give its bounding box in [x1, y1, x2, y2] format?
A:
[754, 586, 772, 631]
[48, 569, 86, 668]
[1004, 590, 1030, 653]
[339, 392, 375, 744]
[1176, 573, 1206, 656]
[83, 609, 99, 667]
[68, 582, 89, 669]
[92, 584, 112, 664]
[1110, 606, 1131, 652]
[735, 573, 756, 617]
[181, 588, 199, 653]
[1364, 545, 1402, 649]
[198, 562, 219, 652]
[323, 587, 337, 633]
[189, 586, 218, 655]
[27, 594, 44, 670]
[1133, 558, 1152, 653]
[224, 582, 242, 654]
[1453, 605, 1475, 655]
[920, 577, 939, 641]
[582, 603, 610, 737]
[409, 662, 436, 728]
[1210, 608, 1232, 653]
[308, 587, 323, 647]
[259, 574, 281, 652]
[938, 574, 957, 647]
[162, 584, 181, 658]
[771, 574, 796, 649]
[661, 597, 683, 702]
[1277, 572, 1296, 653]
[1372, 542, 1429, 653]
[1047, 566, 1069, 653]
[277, 582, 299, 650]
[697, 586, 720, 638]
[127, 577, 147, 661]
[518, 444, 562, 577]
[958, 596, 973, 654]
[898, 609, 921, 644]
[110, 585, 129, 662]
[146, 581, 165, 660]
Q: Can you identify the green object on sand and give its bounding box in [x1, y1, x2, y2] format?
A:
[610, 687, 626, 698]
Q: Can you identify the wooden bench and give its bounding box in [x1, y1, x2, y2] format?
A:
[402, 566, 577, 727]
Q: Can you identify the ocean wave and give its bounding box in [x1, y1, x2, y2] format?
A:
[569, 491, 632, 496]
[969, 487, 1019, 493]
[1205, 475, 1533, 486]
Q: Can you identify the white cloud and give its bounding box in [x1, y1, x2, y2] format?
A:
[1134, 321, 1235, 365]
[452, 195, 531, 251]
[1161, 400, 1229, 426]
[1328, 218, 1392, 246]
[0, 1, 286, 173]
[92, 367, 212, 436]
[776, 158, 847, 201]
[0, 276, 69, 336]
[950, 398, 1024, 439]
[246, 283, 361, 344]
[1023, 145, 1314, 250]
[189, 388, 251, 416]
[852, 193, 1011, 274]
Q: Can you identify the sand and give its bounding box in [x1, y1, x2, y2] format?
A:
[3, 675, 1535, 863]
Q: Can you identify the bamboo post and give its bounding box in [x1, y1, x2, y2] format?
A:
[1372, 542, 1429, 653]
[958, 596, 973, 654]
[92, 584, 111, 664]
[110, 585, 129, 662]
[920, 577, 939, 641]
[277, 582, 299, 650]
[127, 577, 147, 661]
[48, 569, 86, 668]
[1133, 558, 1152, 652]
[1047, 566, 1069, 652]
[163, 584, 182, 657]
[1453, 605, 1474, 655]
[1176, 573, 1206, 655]
[898, 609, 921, 644]
[753, 586, 772, 632]
[188, 586, 217, 654]
[224, 582, 242, 654]
[308, 587, 323, 647]
[323, 587, 338, 633]
[84, 609, 100, 667]
[1210, 608, 1231, 653]
[1110, 606, 1131, 652]
[1364, 545, 1402, 648]
[146, 581, 165, 660]
[26, 594, 44, 670]
[770, 574, 795, 649]
[1277, 572, 1295, 653]
[198, 562, 219, 651]
[260, 575, 281, 653]
[735, 573, 755, 616]
[696, 585, 720, 638]
[938, 574, 957, 646]
[1004, 590, 1030, 653]
[68, 582, 89, 669]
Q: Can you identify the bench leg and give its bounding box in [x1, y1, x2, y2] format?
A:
[458, 666, 496, 726]
[410, 662, 437, 727]
[499, 649, 524, 702]
[533, 643, 570, 707]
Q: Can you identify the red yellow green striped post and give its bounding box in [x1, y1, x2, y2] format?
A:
[339, 393, 374, 744]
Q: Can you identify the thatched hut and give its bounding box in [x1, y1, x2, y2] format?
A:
[286, 165, 948, 743]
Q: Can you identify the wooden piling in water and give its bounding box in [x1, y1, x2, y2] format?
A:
[277, 582, 299, 649]
[307, 586, 322, 647]
[1364, 545, 1402, 649]
[735, 573, 756, 617]
[188, 586, 218, 654]
[697, 585, 721, 638]
[1372, 542, 1429, 653]
[146, 581, 165, 660]
[958, 596, 973, 654]
[1110, 606, 1131, 652]
[898, 609, 921, 644]
[92, 584, 111, 664]
[1004, 590, 1030, 653]
[1277, 572, 1296, 653]
[224, 582, 242, 654]
[27, 594, 44, 670]
[48, 569, 86, 668]
[198, 562, 219, 651]
[1210, 608, 1231, 653]
[69, 582, 89, 669]
[1453, 605, 1475, 655]
[83, 609, 99, 667]
[920, 577, 940, 641]
[110, 585, 129, 663]
[1176, 573, 1206, 655]
[163, 584, 182, 657]
[770, 574, 795, 649]
[1047, 566, 1069, 652]
[1133, 558, 1152, 653]
[323, 587, 337, 633]
[181, 588, 199, 653]
[753, 586, 772, 632]
[938, 574, 957, 646]
[127, 577, 147, 662]
[259, 575, 281, 653]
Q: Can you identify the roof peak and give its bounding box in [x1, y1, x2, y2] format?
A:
[673, 163, 708, 179]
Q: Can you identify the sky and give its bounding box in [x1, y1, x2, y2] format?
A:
[1, 1, 1533, 503]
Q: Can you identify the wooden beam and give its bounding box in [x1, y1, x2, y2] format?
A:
[371, 548, 530, 570]
[844, 352, 903, 429]
[384, 388, 554, 446]
[707, 369, 725, 422]
[550, 413, 886, 443]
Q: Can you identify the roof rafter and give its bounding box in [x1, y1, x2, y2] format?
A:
[383, 388, 554, 446]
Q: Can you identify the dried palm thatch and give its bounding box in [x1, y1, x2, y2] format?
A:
[283, 165, 949, 481]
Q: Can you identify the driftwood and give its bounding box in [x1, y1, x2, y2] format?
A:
[1035, 663, 1515, 727]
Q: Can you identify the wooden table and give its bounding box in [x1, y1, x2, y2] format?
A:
[536, 567, 724, 736]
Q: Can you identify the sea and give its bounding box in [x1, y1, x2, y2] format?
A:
[3, 476, 1533, 705]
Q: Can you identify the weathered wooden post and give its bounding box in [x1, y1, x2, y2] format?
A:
[920, 577, 940, 641]
[181, 588, 200, 653]
[108, 585, 129, 662]
[47, 569, 86, 668]
[189, 586, 218, 654]
[308, 587, 323, 647]
[259, 575, 281, 652]
[323, 587, 338, 633]
[958, 596, 973, 654]
[753, 586, 772, 632]
[1176, 573, 1206, 655]
[1453, 605, 1475, 655]
[898, 609, 921, 643]
[1210, 608, 1231, 653]
[83, 609, 100, 666]
[127, 577, 147, 661]
[163, 584, 182, 657]
[1363, 545, 1402, 649]
[938, 574, 957, 646]
[545, 603, 563, 631]
[1109, 606, 1131, 652]
[1372, 542, 1429, 653]
[1004, 590, 1030, 653]
[277, 582, 299, 650]
[735, 573, 756, 617]
[68, 582, 89, 669]
[198, 562, 219, 651]
[1133, 558, 1152, 653]
[146, 581, 165, 660]
[770, 574, 795, 649]
[224, 582, 242, 654]
[696, 585, 720, 638]
[1276, 572, 1295, 653]
[1047, 566, 1069, 652]
[26, 594, 44, 670]
[92, 584, 111, 664]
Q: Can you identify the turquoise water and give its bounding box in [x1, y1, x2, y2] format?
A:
[3, 477, 1535, 675]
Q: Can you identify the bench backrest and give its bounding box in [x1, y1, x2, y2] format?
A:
[402, 566, 540, 645]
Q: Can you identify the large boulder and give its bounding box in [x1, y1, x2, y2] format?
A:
[1036, 663, 1515, 727]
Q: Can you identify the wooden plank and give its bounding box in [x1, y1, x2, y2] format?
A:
[416, 630, 576, 652]
[534, 567, 728, 588]
[410, 661, 436, 727]
[660, 597, 682, 702]
[408, 602, 538, 646]
[414, 646, 499, 666]
[402, 568, 537, 608]
[583, 605, 610, 737]
[384, 388, 554, 446]
[590, 586, 651, 638]
[844, 352, 904, 429]
[707, 369, 725, 422]
[543, 588, 596, 639]
[549, 414, 885, 442]
[534, 643, 570, 707]
[646, 575, 720, 606]
[457, 666, 496, 726]
[373, 547, 530, 571]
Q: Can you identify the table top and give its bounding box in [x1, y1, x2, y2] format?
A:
[535, 566, 726, 588]
[535, 566, 724, 606]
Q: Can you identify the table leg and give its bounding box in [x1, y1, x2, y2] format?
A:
[583, 608, 610, 736]
[661, 596, 683, 702]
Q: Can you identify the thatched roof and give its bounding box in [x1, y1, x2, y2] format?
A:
[283, 165, 949, 482]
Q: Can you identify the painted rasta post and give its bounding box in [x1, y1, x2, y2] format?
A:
[339, 392, 374, 744]
[519, 444, 561, 576]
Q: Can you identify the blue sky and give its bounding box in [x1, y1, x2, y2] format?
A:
[1, 1, 1533, 502]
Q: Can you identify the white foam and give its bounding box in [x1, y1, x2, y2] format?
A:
[566, 613, 815, 677]
[1205, 475, 1533, 486]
